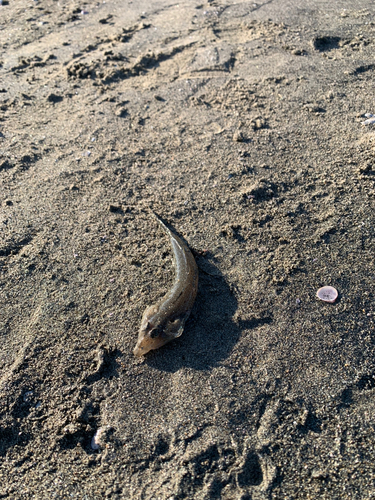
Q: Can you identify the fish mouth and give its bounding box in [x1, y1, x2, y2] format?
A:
[133, 335, 169, 357]
[133, 345, 144, 357]
[133, 341, 152, 357]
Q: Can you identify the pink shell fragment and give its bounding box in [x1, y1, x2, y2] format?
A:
[316, 286, 338, 303]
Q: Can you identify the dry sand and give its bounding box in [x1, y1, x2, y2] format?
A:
[1, 0, 375, 498]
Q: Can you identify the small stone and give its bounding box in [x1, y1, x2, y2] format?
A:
[304, 104, 325, 113]
[219, 225, 236, 238]
[252, 118, 265, 130]
[109, 204, 122, 213]
[47, 93, 63, 104]
[311, 469, 328, 479]
[99, 15, 113, 24]
[23, 391, 33, 402]
[362, 114, 375, 126]
[64, 423, 79, 434]
[115, 107, 128, 117]
[357, 162, 372, 174]
[233, 130, 244, 142]
[91, 426, 111, 450]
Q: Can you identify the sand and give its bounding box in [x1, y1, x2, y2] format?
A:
[1, 0, 375, 498]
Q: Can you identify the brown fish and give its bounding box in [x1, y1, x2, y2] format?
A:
[134, 213, 198, 356]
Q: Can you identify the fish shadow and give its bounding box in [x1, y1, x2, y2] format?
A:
[145, 254, 265, 372]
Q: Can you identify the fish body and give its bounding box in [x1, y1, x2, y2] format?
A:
[133, 213, 198, 356]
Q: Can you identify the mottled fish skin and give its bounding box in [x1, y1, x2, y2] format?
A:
[134, 213, 199, 357]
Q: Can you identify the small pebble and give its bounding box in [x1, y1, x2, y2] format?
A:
[91, 426, 110, 450]
[316, 286, 338, 303]
[233, 130, 244, 142]
[91, 429, 103, 450]
[253, 118, 265, 129]
[23, 391, 33, 402]
[361, 113, 375, 125]
[109, 204, 121, 213]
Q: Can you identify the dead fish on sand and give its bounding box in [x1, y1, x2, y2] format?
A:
[134, 213, 198, 357]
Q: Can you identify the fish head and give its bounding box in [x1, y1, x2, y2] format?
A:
[133, 320, 171, 357]
[134, 304, 189, 357]
[133, 304, 170, 356]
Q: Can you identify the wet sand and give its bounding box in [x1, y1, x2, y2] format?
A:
[1, 0, 375, 498]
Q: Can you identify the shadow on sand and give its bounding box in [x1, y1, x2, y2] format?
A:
[145, 253, 272, 373]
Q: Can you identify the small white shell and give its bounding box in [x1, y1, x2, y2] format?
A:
[361, 114, 375, 125]
[91, 427, 107, 450]
[316, 286, 338, 303]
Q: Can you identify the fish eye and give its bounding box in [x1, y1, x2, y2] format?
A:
[150, 326, 163, 339]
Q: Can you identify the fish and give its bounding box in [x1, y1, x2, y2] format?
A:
[133, 212, 199, 357]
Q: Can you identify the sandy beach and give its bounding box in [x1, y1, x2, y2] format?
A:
[1, 0, 375, 498]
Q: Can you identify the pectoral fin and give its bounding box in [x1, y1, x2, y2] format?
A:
[166, 311, 191, 339]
